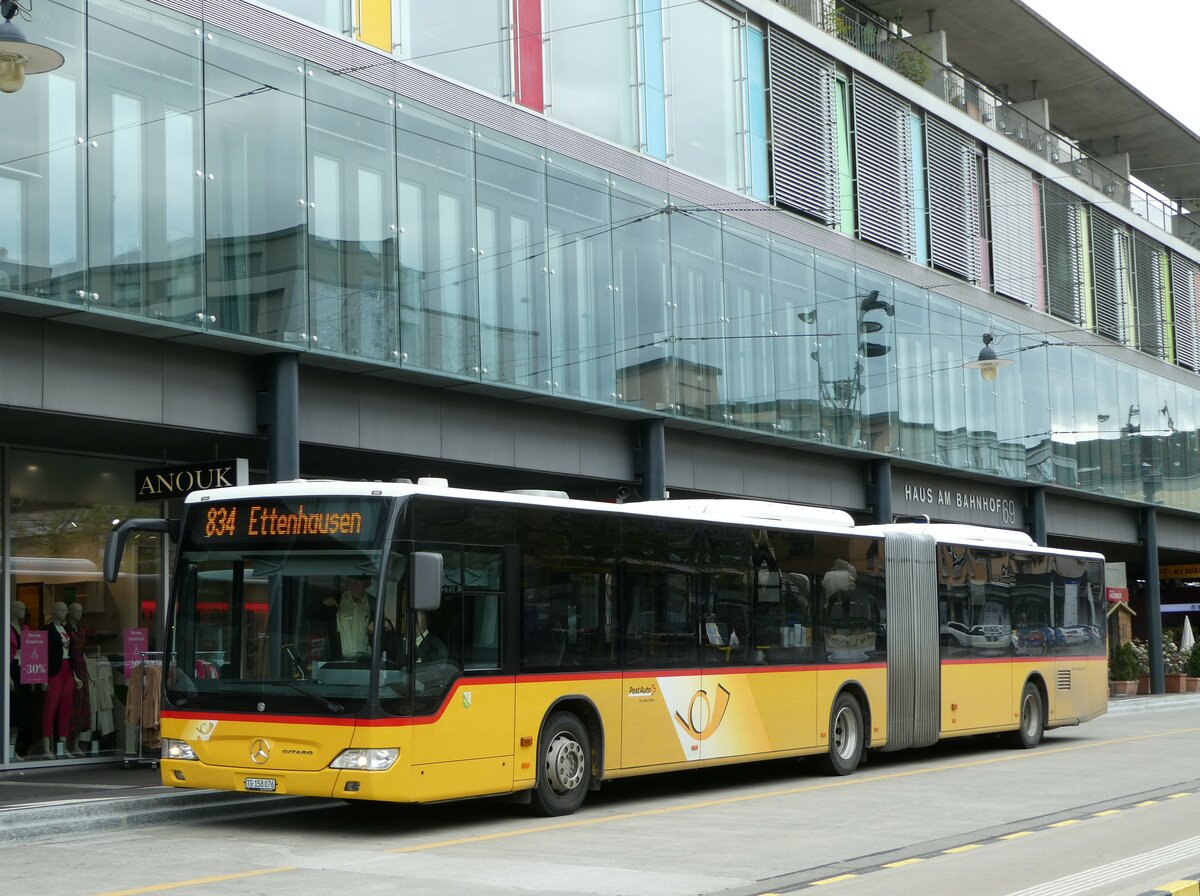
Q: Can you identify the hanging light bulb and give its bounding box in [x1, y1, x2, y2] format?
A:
[0, 1, 64, 95]
[963, 332, 1015, 381]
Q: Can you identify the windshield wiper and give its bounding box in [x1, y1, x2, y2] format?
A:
[276, 680, 346, 714]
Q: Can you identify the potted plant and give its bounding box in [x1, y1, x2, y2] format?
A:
[1108, 641, 1140, 697]
[1163, 635, 1187, 693]
[1186, 644, 1200, 693]
[1130, 639, 1151, 694]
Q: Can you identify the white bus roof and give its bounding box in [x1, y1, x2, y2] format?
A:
[184, 479, 1102, 559]
[185, 479, 859, 537]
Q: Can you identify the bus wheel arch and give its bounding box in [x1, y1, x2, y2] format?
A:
[530, 697, 603, 816]
[1011, 675, 1046, 749]
[822, 686, 868, 776]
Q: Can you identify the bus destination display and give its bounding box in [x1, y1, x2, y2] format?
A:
[188, 499, 384, 549]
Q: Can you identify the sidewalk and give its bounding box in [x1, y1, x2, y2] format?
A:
[2, 692, 1198, 842]
[0, 761, 325, 843]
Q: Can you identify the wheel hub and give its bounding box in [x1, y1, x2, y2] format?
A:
[546, 733, 586, 794]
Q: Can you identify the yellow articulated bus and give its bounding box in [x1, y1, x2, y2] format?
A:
[105, 479, 1107, 816]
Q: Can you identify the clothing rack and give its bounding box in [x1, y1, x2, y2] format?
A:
[124, 651, 163, 769]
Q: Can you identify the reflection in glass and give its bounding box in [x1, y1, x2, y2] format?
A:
[0, 1, 85, 306]
[546, 157, 615, 402]
[722, 222, 773, 431]
[306, 71, 397, 361]
[894, 282, 932, 463]
[204, 33, 306, 342]
[396, 103, 478, 376]
[670, 205, 725, 422]
[854, 270, 897, 454]
[770, 237, 816, 439]
[87, 2, 203, 324]
[612, 178, 670, 411]
[475, 131, 548, 389]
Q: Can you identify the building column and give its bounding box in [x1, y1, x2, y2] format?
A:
[1027, 486, 1047, 546]
[867, 459, 892, 524]
[635, 419, 666, 501]
[1141, 507, 1164, 693]
[258, 353, 300, 483]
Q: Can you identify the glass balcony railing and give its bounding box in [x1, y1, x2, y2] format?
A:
[771, 0, 1200, 248]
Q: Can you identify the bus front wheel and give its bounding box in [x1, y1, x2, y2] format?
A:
[823, 692, 864, 776]
[531, 711, 591, 816]
[1010, 681, 1044, 749]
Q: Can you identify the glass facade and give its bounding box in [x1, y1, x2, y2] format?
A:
[2, 0, 1200, 520]
[4, 450, 165, 764]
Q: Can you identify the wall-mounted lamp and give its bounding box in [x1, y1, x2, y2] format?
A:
[0, 0, 64, 94]
[963, 332, 1014, 382]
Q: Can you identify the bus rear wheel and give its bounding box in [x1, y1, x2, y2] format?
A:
[531, 711, 591, 816]
[1010, 681, 1044, 749]
[823, 692, 864, 775]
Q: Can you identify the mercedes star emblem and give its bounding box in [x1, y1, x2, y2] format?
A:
[249, 738, 271, 764]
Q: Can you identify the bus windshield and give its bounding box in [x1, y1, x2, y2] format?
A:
[166, 496, 391, 715]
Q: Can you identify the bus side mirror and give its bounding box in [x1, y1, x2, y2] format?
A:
[104, 518, 179, 583]
[411, 551, 443, 612]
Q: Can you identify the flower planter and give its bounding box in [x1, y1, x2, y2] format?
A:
[1137, 675, 1150, 695]
[1188, 677, 1200, 693]
[1164, 673, 1188, 693]
[1108, 680, 1138, 697]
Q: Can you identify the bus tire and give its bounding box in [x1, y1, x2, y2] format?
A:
[1011, 681, 1044, 749]
[531, 711, 591, 817]
[823, 691, 864, 776]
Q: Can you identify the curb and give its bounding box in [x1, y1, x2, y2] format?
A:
[1137, 874, 1200, 896]
[1107, 693, 1200, 715]
[0, 788, 328, 844]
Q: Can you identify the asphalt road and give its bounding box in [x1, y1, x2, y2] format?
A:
[6, 700, 1199, 896]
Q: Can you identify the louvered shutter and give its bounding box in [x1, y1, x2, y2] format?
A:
[1132, 233, 1168, 359]
[925, 116, 980, 283]
[1041, 181, 1084, 325]
[1091, 210, 1132, 345]
[851, 74, 914, 258]
[767, 25, 840, 225]
[987, 151, 1039, 306]
[1172, 253, 1200, 371]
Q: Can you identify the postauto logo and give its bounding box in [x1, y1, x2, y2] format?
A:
[674, 684, 732, 742]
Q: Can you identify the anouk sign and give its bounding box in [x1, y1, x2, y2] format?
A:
[893, 476, 1021, 527]
[135, 459, 249, 502]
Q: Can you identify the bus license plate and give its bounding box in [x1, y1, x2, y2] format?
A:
[244, 777, 277, 792]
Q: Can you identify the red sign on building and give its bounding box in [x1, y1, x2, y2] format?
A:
[1105, 587, 1129, 603]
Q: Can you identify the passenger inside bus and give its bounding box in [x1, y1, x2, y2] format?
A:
[313, 575, 374, 661]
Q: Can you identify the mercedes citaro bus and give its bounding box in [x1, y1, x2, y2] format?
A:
[105, 478, 1107, 816]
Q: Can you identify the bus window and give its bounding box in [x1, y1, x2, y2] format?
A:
[519, 507, 617, 671]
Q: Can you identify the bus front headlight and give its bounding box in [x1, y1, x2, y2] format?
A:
[330, 748, 399, 771]
[162, 739, 198, 761]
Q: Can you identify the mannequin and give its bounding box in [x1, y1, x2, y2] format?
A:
[40, 601, 80, 759]
[66, 602, 91, 755]
[8, 599, 27, 761]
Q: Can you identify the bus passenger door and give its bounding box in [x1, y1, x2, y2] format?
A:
[406, 545, 515, 800]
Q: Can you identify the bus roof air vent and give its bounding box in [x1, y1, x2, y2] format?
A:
[417, 477, 449, 488]
[506, 489, 571, 499]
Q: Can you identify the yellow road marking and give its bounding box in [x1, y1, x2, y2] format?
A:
[999, 831, 1035, 839]
[1137, 800, 1160, 807]
[391, 725, 1200, 854]
[1048, 819, 1080, 828]
[92, 867, 294, 896]
[1092, 809, 1120, 816]
[811, 873, 858, 885]
[883, 858, 924, 868]
[945, 844, 981, 853]
[1168, 792, 1191, 799]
